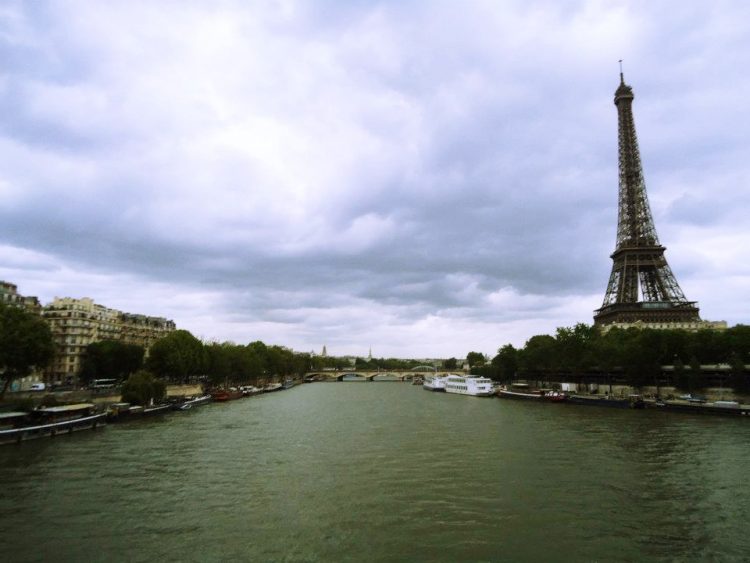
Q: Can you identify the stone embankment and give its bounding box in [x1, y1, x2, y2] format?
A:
[88, 384, 204, 405]
[4, 384, 204, 406]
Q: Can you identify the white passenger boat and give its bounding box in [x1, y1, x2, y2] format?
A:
[444, 374, 495, 397]
[422, 375, 446, 392]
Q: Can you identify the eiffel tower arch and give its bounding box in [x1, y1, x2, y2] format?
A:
[594, 72, 701, 327]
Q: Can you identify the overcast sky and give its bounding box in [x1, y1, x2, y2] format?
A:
[1, 1, 749, 358]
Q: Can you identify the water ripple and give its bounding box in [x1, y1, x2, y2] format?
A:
[3, 384, 750, 562]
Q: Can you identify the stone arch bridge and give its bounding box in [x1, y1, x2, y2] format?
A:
[305, 367, 459, 382]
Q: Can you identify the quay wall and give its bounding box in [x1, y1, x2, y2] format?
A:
[2, 384, 204, 406]
[550, 382, 748, 402]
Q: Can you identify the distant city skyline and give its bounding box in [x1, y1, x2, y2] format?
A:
[1, 1, 748, 357]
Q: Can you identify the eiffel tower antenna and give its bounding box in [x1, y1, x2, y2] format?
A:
[594, 72, 700, 327]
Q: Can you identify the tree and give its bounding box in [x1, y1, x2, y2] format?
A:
[492, 344, 518, 382]
[590, 330, 625, 394]
[243, 346, 266, 381]
[147, 330, 204, 381]
[673, 357, 688, 392]
[688, 355, 704, 393]
[443, 357, 458, 370]
[121, 370, 166, 406]
[466, 352, 486, 368]
[555, 323, 597, 378]
[725, 325, 750, 363]
[79, 340, 144, 385]
[631, 329, 663, 391]
[728, 352, 749, 394]
[688, 329, 728, 364]
[204, 342, 233, 386]
[0, 304, 55, 399]
[267, 345, 295, 376]
[518, 334, 557, 378]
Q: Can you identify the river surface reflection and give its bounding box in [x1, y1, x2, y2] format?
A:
[2, 383, 750, 562]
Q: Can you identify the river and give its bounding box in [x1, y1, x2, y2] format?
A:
[2, 382, 749, 562]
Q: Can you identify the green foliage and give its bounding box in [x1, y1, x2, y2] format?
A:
[620, 331, 659, 389]
[471, 363, 500, 379]
[491, 323, 749, 392]
[688, 356, 704, 391]
[147, 330, 205, 379]
[121, 370, 166, 406]
[443, 357, 458, 370]
[554, 323, 598, 377]
[267, 345, 295, 376]
[466, 352, 486, 368]
[673, 357, 687, 391]
[0, 303, 55, 398]
[492, 344, 518, 381]
[355, 357, 375, 370]
[202, 340, 314, 385]
[518, 334, 557, 376]
[79, 340, 144, 384]
[728, 353, 749, 393]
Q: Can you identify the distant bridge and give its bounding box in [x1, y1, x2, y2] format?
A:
[304, 370, 462, 382]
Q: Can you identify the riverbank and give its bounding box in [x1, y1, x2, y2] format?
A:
[1, 384, 204, 407]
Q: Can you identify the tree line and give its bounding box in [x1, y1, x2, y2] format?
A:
[471, 323, 750, 393]
[4, 301, 750, 401]
[82, 330, 314, 387]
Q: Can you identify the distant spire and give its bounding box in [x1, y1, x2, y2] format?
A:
[619, 59, 624, 84]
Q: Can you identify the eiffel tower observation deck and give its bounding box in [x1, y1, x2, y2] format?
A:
[594, 71, 701, 327]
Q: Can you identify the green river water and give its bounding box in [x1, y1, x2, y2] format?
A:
[2, 382, 749, 562]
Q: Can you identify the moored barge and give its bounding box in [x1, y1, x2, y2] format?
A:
[646, 398, 750, 416]
[0, 403, 105, 445]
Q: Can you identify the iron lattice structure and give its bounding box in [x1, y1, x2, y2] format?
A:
[594, 73, 700, 326]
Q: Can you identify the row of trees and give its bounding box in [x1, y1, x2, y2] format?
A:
[0, 302, 320, 401]
[471, 323, 750, 392]
[5, 298, 750, 401]
[85, 334, 450, 398]
[80, 331, 314, 387]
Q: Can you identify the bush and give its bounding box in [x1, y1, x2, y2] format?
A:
[121, 370, 166, 406]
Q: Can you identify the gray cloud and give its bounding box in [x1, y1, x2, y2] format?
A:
[1, 0, 748, 357]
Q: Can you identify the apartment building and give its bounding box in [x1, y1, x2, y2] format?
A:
[0, 280, 42, 314]
[43, 297, 175, 385]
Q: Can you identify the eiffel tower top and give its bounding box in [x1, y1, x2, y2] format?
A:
[615, 72, 634, 103]
[613, 61, 631, 100]
[613, 69, 660, 249]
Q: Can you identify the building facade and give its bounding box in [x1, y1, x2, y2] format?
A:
[43, 297, 175, 385]
[0, 280, 42, 314]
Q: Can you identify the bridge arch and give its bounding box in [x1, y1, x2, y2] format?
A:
[338, 372, 368, 382]
[370, 372, 404, 382]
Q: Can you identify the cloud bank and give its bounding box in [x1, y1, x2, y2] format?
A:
[1, 0, 749, 357]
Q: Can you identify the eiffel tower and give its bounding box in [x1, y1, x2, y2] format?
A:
[594, 71, 700, 326]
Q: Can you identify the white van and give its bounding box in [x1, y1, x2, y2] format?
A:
[29, 382, 46, 392]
